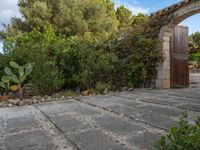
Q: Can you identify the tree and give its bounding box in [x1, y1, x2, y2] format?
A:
[0, 0, 162, 92]
[116, 6, 133, 29]
[1, 0, 118, 39]
[132, 13, 149, 26]
[190, 32, 200, 47]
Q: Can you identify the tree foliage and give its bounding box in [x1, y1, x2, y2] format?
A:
[190, 32, 200, 47]
[116, 6, 133, 30]
[56, 32, 117, 89]
[113, 26, 162, 88]
[0, 0, 162, 93]
[189, 32, 200, 67]
[132, 13, 149, 25]
[1, 0, 118, 38]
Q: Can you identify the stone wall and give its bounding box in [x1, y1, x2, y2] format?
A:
[150, 0, 200, 88]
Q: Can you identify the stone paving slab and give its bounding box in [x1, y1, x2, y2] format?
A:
[0, 88, 199, 150]
[0, 106, 78, 150]
[190, 73, 200, 88]
[114, 90, 200, 109]
[5, 131, 58, 150]
[70, 129, 128, 150]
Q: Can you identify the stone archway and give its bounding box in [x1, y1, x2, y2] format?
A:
[151, 0, 200, 89]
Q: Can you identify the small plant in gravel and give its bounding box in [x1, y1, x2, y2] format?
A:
[155, 112, 200, 150]
[5, 61, 33, 99]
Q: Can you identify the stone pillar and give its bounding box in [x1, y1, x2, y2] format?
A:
[156, 29, 171, 89]
[154, 1, 200, 89]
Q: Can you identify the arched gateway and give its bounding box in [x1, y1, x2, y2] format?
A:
[151, 0, 200, 89]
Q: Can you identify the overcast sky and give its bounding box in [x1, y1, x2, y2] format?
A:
[1, 0, 200, 52]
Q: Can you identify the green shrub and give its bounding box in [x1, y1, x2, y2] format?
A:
[95, 82, 111, 93]
[155, 112, 200, 150]
[0, 54, 11, 80]
[190, 52, 200, 65]
[0, 0, 163, 93]
[63, 89, 75, 97]
[4, 26, 65, 94]
[113, 27, 162, 88]
[56, 32, 117, 89]
[32, 61, 64, 94]
[0, 75, 11, 94]
[189, 32, 200, 47]
[2, 27, 161, 92]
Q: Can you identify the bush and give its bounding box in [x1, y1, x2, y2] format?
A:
[2, 26, 162, 93]
[4, 26, 65, 94]
[112, 27, 162, 88]
[189, 32, 200, 47]
[0, 54, 13, 93]
[56, 32, 117, 89]
[0, 53, 11, 78]
[0, 0, 164, 94]
[63, 89, 75, 97]
[33, 61, 64, 94]
[189, 52, 200, 66]
[155, 112, 200, 150]
[95, 82, 111, 93]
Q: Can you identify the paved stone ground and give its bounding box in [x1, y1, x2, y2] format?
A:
[190, 73, 200, 88]
[0, 88, 200, 150]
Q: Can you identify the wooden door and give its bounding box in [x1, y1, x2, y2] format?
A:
[170, 25, 189, 88]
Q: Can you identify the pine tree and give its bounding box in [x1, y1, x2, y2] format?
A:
[116, 5, 133, 30]
[1, 0, 118, 38]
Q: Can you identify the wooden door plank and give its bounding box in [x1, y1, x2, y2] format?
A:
[170, 25, 189, 88]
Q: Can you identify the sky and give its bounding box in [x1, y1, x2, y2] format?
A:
[1, 0, 200, 52]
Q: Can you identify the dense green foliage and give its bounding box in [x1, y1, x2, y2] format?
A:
[0, 0, 162, 94]
[95, 82, 111, 93]
[115, 27, 161, 87]
[56, 32, 117, 89]
[0, 54, 8, 78]
[2, 0, 118, 38]
[190, 32, 200, 47]
[4, 27, 65, 93]
[155, 112, 200, 150]
[190, 52, 200, 66]
[189, 32, 200, 66]
[116, 6, 133, 30]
